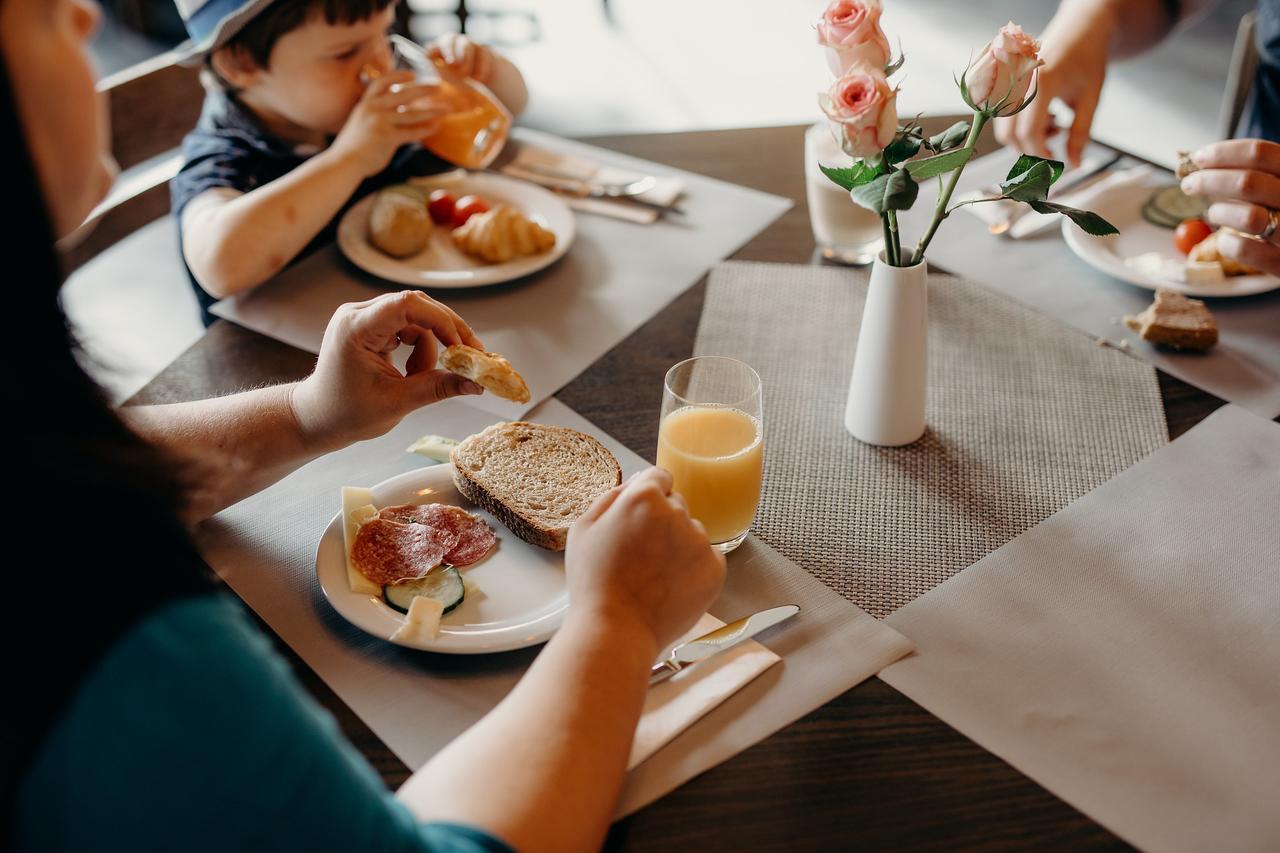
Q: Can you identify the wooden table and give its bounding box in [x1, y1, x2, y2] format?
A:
[131, 121, 1225, 850]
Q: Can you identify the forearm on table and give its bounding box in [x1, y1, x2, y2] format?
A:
[122, 383, 337, 524]
[182, 149, 367, 298]
[396, 611, 658, 851]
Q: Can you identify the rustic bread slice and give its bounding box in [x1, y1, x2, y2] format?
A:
[1124, 288, 1218, 352]
[440, 345, 531, 404]
[451, 422, 622, 551]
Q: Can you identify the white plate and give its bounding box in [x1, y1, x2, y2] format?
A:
[1062, 179, 1280, 298]
[337, 172, 575, 289]
[316, 464, 568, 654]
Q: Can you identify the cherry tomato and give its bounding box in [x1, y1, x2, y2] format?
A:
[452, 195, 490, 229]
[427, 190, 456, 226]
[1174, 218, 1213, 255]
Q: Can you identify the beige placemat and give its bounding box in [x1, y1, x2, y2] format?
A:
[195, 397, 913, 817]
[695, 260, 1168, 617]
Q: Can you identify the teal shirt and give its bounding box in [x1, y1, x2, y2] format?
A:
[14, 595, 510, 853]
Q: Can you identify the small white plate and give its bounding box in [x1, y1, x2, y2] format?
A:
[316, 464, 568, 654]
[1062, 179, 1280, 298]
[337, 172, 575, 289]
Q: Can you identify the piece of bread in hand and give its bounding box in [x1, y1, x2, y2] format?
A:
[451, 422, 622, 551]
[368, 185, 431, 258]
[1188, 230, 1260, 276]
[1124, 289, 1218, 352]
[440, 345, 531, 404]
[452, 204, 556, 264]
[1174, 150, 1200, 180]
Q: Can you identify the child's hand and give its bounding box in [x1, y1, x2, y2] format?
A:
[426, 33, 495, 84]
[331, 70, 447, 177]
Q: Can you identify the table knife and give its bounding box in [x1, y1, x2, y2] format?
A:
[649, 604, 800, 686]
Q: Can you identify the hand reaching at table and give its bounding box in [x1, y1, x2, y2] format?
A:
[566, 466, 727, 652]
[292, 290, 486, 450]
[1180, 140, 1280, 277]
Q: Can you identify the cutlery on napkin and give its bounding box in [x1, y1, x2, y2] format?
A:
[502, 144, 686, 225]
[628, 608, 794, 769]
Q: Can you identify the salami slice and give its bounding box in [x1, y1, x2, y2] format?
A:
[350, 517, 458, 585]
[374, 503, 496, 567]
[445, 515, 496, 567]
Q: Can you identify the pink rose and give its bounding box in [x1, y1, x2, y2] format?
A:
[817, 0, 892, 76]
[820, 62, 898, 158]
[964, 22, 1043, 115]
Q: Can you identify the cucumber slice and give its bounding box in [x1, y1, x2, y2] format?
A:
[1149, 186, 1209, 221]
[1141, 200, 1181, 229]
[384, 566, 464, 615]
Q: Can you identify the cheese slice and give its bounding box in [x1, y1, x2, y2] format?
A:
[341, 486, 381, 596]
[406, 434, 459, 463]
[1184, 260, 1226, 285]
[390, 595, 445, 643]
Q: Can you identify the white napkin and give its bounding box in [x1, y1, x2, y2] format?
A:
[629, 612, 781, 770]
[958, 160, 1157, 239]
[880, 404, 1280, 852]
[502, 143, 685, 225]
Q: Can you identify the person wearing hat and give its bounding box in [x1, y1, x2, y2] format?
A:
[169, 0, 528, 324]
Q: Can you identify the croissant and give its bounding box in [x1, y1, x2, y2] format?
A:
[452, 204, 556, 264]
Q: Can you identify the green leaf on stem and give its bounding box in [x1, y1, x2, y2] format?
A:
[905, 147, 973, 179]
[1005, 154, 1065, 186]
[1000, 159, 1059, 202]
[850, 169, 919, 214]
[927, 121, 970, 151]
[884, 135, 922, 165]
[1026, 201, 1119, 236]
[820, 162, 880, 191]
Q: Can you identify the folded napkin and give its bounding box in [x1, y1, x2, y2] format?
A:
[958, 159, 1156, 239]
[502, 144, 685, 225]
[628, 612, 781, 770]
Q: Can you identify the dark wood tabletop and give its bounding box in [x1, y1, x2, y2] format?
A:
[130, 120, 1226, 850]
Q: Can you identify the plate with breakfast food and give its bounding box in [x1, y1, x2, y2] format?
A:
[1062, 162, 1280, 298]
[337, 171, 575, 289]
[316, 420, 622, 653]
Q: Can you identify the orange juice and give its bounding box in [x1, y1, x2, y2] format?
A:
[656, 406, 763, 545]
[419, 76, 510, 170]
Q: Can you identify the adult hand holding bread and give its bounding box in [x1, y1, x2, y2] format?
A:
[1180, 140, 1280, 277]
[291, 291, 485, 451]
[565, 467, 727, 655]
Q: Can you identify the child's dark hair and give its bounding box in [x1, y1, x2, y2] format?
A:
[220, 0, 399, 69]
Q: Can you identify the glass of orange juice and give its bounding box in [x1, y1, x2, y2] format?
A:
[388, 38, 511, 170]
[656, 357, 764, 554]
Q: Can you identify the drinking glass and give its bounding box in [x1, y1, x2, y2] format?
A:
[656, 357, 764, 554]
[387, 37, 512, 170]
[805, 122, 883, 265]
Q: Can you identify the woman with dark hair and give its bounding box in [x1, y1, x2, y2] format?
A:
[5, 2, 726, 850]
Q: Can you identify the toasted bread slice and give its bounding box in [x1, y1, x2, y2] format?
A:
[1124, 289, 1218, 352]
[451, 422, 622, 551]
[440, 345, 531, 404]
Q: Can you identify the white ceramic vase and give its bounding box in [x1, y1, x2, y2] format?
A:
[843, 254, 928, 446]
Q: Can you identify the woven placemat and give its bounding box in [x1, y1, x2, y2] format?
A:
[695, 261, 1168, 618]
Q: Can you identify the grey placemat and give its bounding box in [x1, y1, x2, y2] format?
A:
[896, 146, 1280, 419]
[695, 260, 1169, 617]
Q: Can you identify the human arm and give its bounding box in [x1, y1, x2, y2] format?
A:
[396, 468, 727, 851]
[995, 0, 1184, 166]
[181, 72, 445, 298]
[120, 291, 483, 524]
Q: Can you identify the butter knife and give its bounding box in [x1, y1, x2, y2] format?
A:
[649, 604, 800, 686]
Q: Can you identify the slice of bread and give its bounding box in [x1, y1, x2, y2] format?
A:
[1124, 289, 1218, 352]
[440, 345, 531, 404]
[451, 422, 622, 551]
